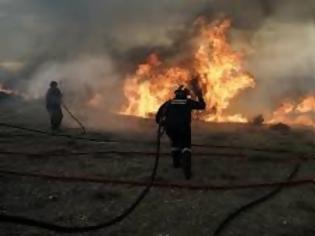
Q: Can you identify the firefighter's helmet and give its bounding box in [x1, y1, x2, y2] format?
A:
[174, 85, 190, 99]
[50, 81, 58, 88]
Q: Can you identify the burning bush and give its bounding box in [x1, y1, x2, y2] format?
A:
[120, 19, 255, 123]
[268, 95, 315, 128]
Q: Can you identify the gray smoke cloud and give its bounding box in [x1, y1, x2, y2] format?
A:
[192, 0, 315, 117]
[0, 0, 314, 127]
[233, 0, 315, 116]
[0, 0, 206, 129]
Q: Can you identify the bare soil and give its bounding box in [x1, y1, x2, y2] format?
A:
[0, 102, 315, 236]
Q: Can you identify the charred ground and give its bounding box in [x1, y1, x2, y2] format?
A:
[0, 102, 315, 236]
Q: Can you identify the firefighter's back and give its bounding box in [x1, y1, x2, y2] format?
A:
[165, 99, 191, 128]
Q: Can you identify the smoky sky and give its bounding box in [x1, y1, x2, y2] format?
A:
[1, 0, 315, 118]
[0, 0, 314, 63]
[0, 0, 206, 60]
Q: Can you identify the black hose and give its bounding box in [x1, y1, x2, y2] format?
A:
[0, 122, 114, 143]
[213, 162, 301, 236]
[0, 125, 163, 233]
[62, 103, 86, 135]
[0, 122, 310, 157]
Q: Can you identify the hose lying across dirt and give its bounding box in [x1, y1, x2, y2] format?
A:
[0, 164, 313, 192]
[0, 122, 313, 234]
[213, 162, 302, 236]
[1, 150, 313, 163]
[0, 150, 247, 159]
[0, 122, 116, 143]
[0, 125, 163, 233]
[0, 122, 311, 155]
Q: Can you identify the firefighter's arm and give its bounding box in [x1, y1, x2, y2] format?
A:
[189, 78, 205, 110]
[189, 96, 206, 110]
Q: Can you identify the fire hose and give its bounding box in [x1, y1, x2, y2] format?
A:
[0, 163, 311, 236]
[0, 150, 313, 164]
[61, 103, 86, 135]
[213, 162, 302, 236]
[0, 125, 163, 233]
[0, 122, 314, 234]
[0, 122, 311, 155]
[0, 150, 246, 159]
[0, 163, 313, 191]
[0, 122, 116, 144]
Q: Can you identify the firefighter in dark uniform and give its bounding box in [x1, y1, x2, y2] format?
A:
[156, 85, 206, 179]
[46, 81, 63, 131]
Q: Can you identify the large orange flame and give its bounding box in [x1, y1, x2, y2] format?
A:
[268, 95, 315, 128]
[120, 19, 255, 122]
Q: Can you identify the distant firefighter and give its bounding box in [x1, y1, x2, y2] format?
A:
[46, 81, 63, 131]
[156, 84, 206, 179]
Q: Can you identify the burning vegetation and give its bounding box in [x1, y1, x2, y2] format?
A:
[0, 83, 27, 102]
[268, 95, 315, 128]
[120, 19, 255, 123]
[120, 18, 315, 129]
[0, 84, 18, 102]
[1, 18, 314, 129]
[0, 84, 16, 96]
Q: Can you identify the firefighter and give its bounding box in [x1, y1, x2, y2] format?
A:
[46, 81, 63, 131]
[156, 84, 206, 179]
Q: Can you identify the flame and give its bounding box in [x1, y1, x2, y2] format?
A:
[0, 84, 28, 100]
[120, 19, 255, 122]
[268, 95, 315, 128]
[121, 54, 190, 117]
[0, 84, 16, 96]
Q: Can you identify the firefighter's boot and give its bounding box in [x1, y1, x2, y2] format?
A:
[171, 149, 181, 168]
[182, 149, 192, 180]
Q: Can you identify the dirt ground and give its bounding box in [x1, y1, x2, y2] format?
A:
[0, 102, 315, 236]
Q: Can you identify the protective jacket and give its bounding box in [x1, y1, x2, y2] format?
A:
[46, 87, 62, 111]
[156, 97, 206, 128]
[46, 87, 63, 131]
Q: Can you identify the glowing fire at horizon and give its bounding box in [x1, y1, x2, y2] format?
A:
[268, 95, 315, 128]
[0, 84, 16, 96]
[120, 18, 255, 123]
[1, 18, 313, 129]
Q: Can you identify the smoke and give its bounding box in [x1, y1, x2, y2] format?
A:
[1, 0, 315, 127]
[25, 56, 130, 129]
[235, 0, 315, 116]
[190, 0, 315, 117]
[246, 19, 315, 113]
[0, 0, 205, 130]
